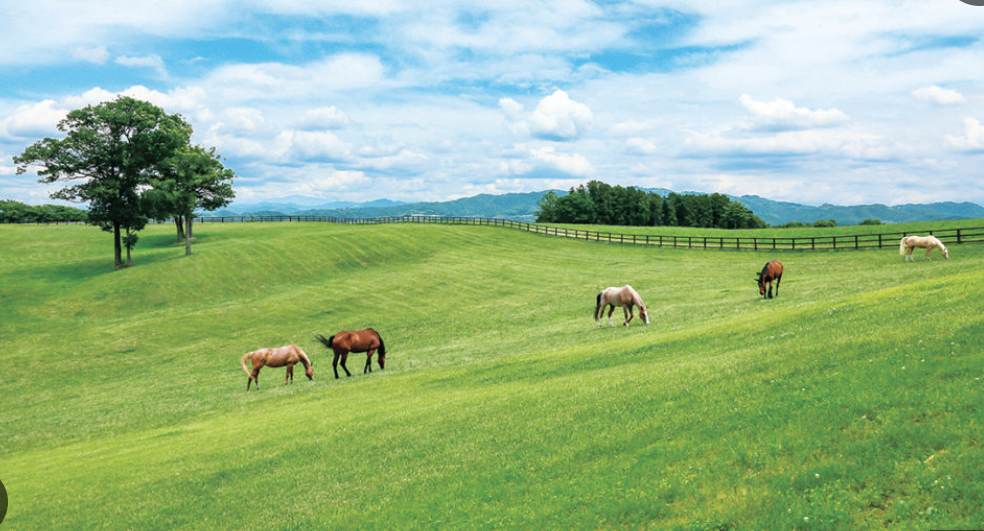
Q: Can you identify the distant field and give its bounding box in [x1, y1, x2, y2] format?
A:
[1, 221, 982, 530]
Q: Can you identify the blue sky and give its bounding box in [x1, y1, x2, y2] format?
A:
[2, 0, 984, 207]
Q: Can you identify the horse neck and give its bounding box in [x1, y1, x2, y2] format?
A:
[296, 348, 312, 368]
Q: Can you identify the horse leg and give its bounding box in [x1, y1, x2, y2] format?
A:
[624, 306, 633, 326]
[340, 352, 352, 377]
[364, 350, 375, 374]
[925, 247, 933, 260]
[249, 367, 261, 391]
[775, 275, 781, 297]
[607, 305, 615, 327]
[285, 364, 293, 385]
[768, 281, 774, 299]
[332, 353, 341, 379]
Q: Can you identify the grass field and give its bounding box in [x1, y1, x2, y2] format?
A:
[1, 220, 983, 530]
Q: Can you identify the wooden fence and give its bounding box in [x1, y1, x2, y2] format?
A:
[193, 214, 984, 251]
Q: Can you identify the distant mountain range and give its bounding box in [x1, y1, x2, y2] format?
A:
[216, 190, 984, 226]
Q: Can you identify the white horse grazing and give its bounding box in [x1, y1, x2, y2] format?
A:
[595, 285, 650, 327]
[900, 235, 949, 262]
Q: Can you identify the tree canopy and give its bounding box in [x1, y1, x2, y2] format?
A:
[536, 180, 766, 229]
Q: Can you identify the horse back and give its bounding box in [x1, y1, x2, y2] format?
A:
[770, 260, 783, 278]
[762, 260, 782, 280]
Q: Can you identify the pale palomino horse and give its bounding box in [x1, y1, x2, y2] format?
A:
[240, 344, 313, 391]
[595, 285, 650, 327]
[900, 235, 949, 262]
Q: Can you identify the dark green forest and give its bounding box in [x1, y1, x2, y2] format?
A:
[0, 199, 87, 223]
[536, 180, 767, 229]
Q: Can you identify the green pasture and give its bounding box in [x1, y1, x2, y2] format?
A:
[1, 220, 982, 530]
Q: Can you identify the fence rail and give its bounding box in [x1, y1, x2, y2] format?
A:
[189, 214, 984, 251]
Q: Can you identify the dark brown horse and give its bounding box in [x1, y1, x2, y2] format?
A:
[315, 328, 387, 379]
[757, 260, 783, 299]
[240, 344, 313, 391]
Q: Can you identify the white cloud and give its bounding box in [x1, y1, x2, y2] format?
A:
[912, 85, 966, 106]
[528, 89, 593, 140]
[625, 137, 657, 156]
[297, 106, 351, 130]
[116, 54, 164, 69]
[71, 46, 109, 64]
[309, 169, 370, 192]
[204, 53, 387, 102]
[498, 98, 524, 122]
[529, 146, 595, 176]
[0, 100, 66, 140]
[286, 130, 352, 162]
[945, 118, 984, 152]
[740, 94, 849, 131]
[222, 107, 266, 132]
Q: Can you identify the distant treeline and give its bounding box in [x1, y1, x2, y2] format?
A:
[0, 199, 88, 223]
[536, 181, 767, 229]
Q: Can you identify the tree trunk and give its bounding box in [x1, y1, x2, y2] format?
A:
[185, 215, 193, 255]
[113, 222, 124, 268]
[174, 216, 185, 241]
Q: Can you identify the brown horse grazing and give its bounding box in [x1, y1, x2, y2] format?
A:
[595, 285, 650, 327]
[757, 260, 783, 299]
[315, 328, 387, 379]
[240, 344, 313, 391]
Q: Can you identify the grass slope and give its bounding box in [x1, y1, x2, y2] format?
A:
[1, 222, 982, 530]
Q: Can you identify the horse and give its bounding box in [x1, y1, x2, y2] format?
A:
[240, 344, 313, 391]
[595, 285, 650, 327]
[315, 328, 387, 379]
[757, 260, 783, 299]
[900, 235, 949, 261]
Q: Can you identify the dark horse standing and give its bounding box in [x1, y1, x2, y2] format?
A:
[315, 328, 387, 379]
[757, 260, 783, 299]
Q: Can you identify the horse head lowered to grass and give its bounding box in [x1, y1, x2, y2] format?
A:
[757, 260, 783, 299]
[595, 285, 650, 327]
[240, 344, 313, 391]
[315, 328, 387, 379]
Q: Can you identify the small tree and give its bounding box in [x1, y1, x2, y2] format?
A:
[535, 191, 560, 223]
[156, 145, 236, 255]
[14, 96, 191, 267]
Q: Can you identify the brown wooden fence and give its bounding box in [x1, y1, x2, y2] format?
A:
[193, 214, 984, 251]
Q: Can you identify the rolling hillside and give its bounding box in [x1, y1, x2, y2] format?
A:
[1, 221, 983, 530]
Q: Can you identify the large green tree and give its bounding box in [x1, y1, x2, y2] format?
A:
[14, 96, 192, 267]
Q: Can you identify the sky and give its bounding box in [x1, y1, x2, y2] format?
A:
[2, 0, 984, 208]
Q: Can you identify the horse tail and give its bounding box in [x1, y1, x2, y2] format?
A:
[899, 237, 907, 256]
[315, 333, 334, 349]
[594, 291, 602, 321]
[240, 352, 254, 380]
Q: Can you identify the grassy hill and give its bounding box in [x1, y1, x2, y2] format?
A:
[1, 221, 983, 530]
